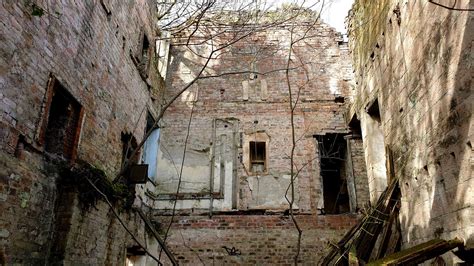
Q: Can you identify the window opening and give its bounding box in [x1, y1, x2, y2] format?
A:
[249, 141, 266, 173]
[335, 96, 345, 103]
[317, 133, 350, 214]
[348, 113, 362, 137]
[135, 33, 150, 78]
[121, 132, 139, 166]
[366, 98, 381, 123]
[142, 112, 160, 181]
[125, 246, 146, 266]
[141, 34, 150, 65]
[44, 80, 82, 160]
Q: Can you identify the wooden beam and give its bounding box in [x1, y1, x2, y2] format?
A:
[367, 238, 464, 265]
[375, 203, 400, 259]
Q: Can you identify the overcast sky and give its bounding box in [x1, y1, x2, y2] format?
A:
[269, 0, 355, 34]
[317, 0, 354, 34]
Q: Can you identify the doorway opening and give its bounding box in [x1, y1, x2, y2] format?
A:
[317, 133, 350, 214]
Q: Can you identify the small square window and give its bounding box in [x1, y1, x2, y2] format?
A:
[249, 141, 266, 173]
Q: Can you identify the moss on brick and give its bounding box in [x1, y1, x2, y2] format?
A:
[58, 160, 134, 211]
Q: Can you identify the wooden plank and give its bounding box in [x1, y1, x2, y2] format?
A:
[375, 204, 400, 259]
[320, 215, 368, 265]
[367, 238, 464, 265]
[384, 213, 401, 256]
[353, 179, 400, 261]
[321, 176, 401, 265]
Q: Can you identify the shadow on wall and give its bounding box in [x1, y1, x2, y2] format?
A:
[391, 2, 473, 256]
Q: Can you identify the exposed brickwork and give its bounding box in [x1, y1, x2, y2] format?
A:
[152, 19, 368, 263]
[0, 1, 375, 264]
[350, 138, 370, 210]
[156, 22, 359, 212]
[0, 1, 163, 264]
[0, 153, 55, 264]
[348, 0, 473, 263]
[155, 214, 359, 265]
[49, 186, 149, 265]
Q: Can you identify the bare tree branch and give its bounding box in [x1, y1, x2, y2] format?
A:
[84, 176, 164, 265]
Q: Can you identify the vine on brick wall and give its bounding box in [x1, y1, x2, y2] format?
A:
[57, 160, 134, 212]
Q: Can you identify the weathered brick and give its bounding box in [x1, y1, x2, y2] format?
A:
[0, 1, 163, 264]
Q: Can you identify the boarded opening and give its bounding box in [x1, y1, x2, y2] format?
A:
[317, 134, 350, 214]
[44, 81, 82, 160]
[249, 141, 266, 173]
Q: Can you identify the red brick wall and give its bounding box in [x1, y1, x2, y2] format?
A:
[0, 1, 162, 264]
[153, 19, 367, 264]
[155, 214, 359, 265]
[157, 22, 358, 212]
[350, 138, 370, 210]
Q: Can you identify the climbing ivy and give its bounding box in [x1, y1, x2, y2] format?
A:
[58, 160, 135, 212]
[31, 4, 44, 17]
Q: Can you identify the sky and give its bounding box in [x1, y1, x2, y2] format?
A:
[317, 0, 355, 34]
[269, 0, 355, 34]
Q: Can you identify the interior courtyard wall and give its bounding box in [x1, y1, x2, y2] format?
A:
[0, 1, 163, 264]
[347, 0, 473, 263]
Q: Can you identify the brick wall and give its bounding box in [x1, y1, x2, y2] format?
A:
[348, 0, 473, 263]
[154, 22, 361, 213]
[350, 138, 370, 210]
[49, 186, 150, 265]
[0, 1, 162, 264]
[151, 18, 368, 264]
[154, 214, 359, 265]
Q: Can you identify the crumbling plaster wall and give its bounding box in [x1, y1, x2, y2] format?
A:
[1, 1, 163, 264]
[348, 0, 473, 263]
[150, 21, 368, 263]
[153, 22, 364, 213]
